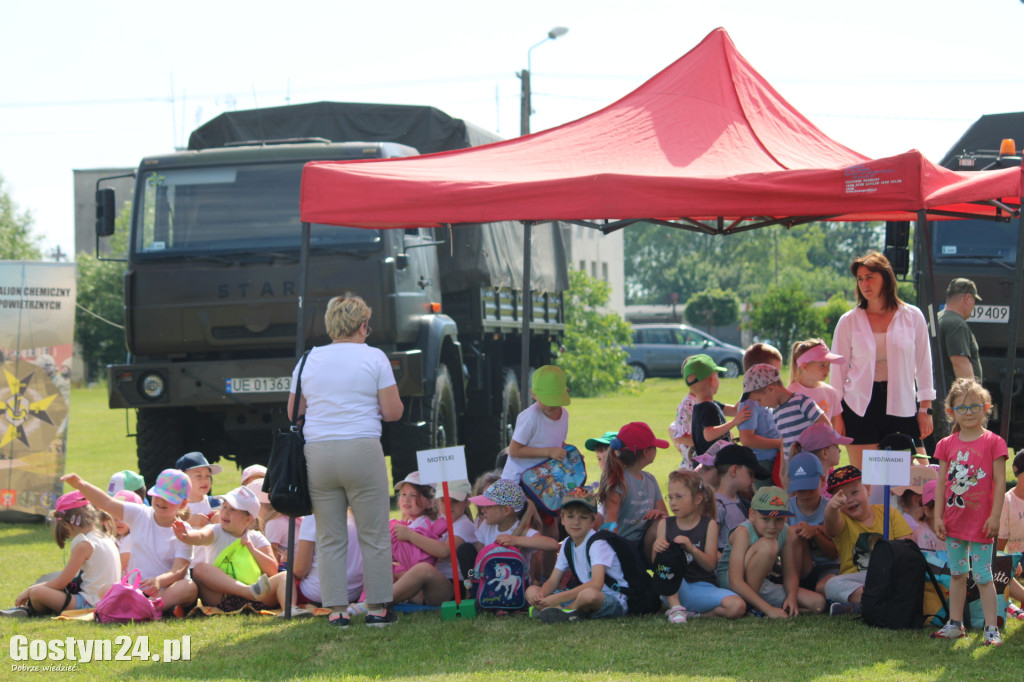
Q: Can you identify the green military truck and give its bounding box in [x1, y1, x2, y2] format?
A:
[898, 112, 1024, 448]
[96, 102, 568, 484]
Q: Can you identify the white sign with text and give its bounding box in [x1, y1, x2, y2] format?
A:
[861, 448, 912, 487]
[416, 446, 468, 485]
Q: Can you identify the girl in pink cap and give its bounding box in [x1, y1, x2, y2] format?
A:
[598, 422, 669, 553]
[789, 339, 844, 430]
[1, 492, 119, 617]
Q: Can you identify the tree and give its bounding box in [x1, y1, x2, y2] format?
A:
[746, 285, 824, 358]
[556, 269, 634, 397]
[0, 174, 42, 260]
[816, 293, 853, 346]
[684, 288, 740, 333]
[75, 204, 130, 378]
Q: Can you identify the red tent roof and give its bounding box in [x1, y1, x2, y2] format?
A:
[300, 28, 1022, 231]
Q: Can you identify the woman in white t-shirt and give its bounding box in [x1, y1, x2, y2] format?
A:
[288, 294, 404, 628]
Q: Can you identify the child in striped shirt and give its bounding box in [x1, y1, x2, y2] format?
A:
[742, 364, 828, 490]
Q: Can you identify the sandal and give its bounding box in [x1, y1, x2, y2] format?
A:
[328, 612, 350, 628]
[666, 605, 688, 624]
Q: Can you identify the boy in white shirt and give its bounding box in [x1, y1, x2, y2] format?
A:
[526, 488, 630, 622]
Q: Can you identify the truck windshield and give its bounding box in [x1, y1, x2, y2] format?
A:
[135, 164, 380, 255]
[931, 219, 1017, 263]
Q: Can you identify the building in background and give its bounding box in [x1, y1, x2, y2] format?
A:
[569, 224, 625, 315]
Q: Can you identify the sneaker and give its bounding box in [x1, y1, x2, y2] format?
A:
[931, 621, 966, 639]
[327, 611, 350, 628]
[365, 608, 398, 628]
[249, 575, 271, 600]
[347, 602, 368, 617]
[172, 605, 186, 619]
[538, 607, 586, 624]
[666, 606, 688, 624]
[1006, 603, 1024, 621]
[829, 603, 851, 617]
[983, 626, 1002, 646]
[746, 607, 765, 618]
[0, 607, 31, 618]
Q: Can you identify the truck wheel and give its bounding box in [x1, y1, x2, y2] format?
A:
[462, 368, 520, 476]
[136, 408, 186, 487]
[430, 364, 458, 448]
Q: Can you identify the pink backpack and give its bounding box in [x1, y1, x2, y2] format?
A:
[94, 570, 163, 623]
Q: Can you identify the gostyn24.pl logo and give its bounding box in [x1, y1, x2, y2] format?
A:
[9, 635, 190, 666]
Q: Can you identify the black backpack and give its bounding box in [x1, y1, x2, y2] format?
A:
[562, 530, 662, 616]
[861, 538, 946, 629]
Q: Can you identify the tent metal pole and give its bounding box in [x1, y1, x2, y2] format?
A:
[282, 220, 312, 620]
[520, 221, 534, 410]
[998, 212, 1024, 445]
[919, 211, 945, 447]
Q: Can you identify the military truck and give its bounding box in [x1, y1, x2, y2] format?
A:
[96, 102, 568, 485]
[893, 112, 1024, 448]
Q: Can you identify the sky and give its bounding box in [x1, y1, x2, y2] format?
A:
[3, 0, 1024, 260]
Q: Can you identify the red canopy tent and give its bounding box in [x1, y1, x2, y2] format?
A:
[300, 28, 1023, 232]
[296, 27, 1024, 434]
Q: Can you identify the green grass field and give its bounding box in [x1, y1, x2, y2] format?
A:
[0, 382, 1020, 681]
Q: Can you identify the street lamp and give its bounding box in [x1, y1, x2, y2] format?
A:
[519, 26, 569, 136]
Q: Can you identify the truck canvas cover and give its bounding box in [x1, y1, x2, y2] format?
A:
[189, 101, 567, 293]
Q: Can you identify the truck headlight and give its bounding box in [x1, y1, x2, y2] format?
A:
[139, 373, 166, 400]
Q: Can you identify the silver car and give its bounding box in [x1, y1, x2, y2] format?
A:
[626, 324, 744, 382]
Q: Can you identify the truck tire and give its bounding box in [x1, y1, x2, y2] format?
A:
[463, 368, 520, 476]
[430, 364, 458, 448]
[136, 408, 186, 487]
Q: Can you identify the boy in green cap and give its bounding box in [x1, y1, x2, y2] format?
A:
[584, 431, 617, 472]
[687, 354, 751, 457]
[502, 365, 571, 481]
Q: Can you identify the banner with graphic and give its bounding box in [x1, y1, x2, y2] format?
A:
[0, 261, 76, 521]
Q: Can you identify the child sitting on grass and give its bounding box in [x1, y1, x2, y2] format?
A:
[652, 470, 745, 622]
[598, 422, 669, 548]
[59, 470, 198, 615]
[713, 445, 770, 552]
[790, 422, 851, 489]
[998, 451, 1024, 621]
[823, 466, 911, 615]
[466, 479, 558, 573]
[177, 451, 223, 529]
[689, 354, 751, 456]
[1, 491, 120, 617]
[526, 488, 631, 622]
[716, 485, 826, 618]
[785, 453, 839, 596]
[913, 480, 943, 551]
[172, 485, 277, 611]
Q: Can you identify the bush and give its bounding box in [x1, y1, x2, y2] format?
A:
[684, 288, 740, 333]
[747, 286, 824, 357]
[557, 269, 633, 397]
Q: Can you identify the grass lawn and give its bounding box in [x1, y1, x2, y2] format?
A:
[0, 382, 1020, 681]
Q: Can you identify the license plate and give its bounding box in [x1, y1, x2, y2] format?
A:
[225, 376, 291, 393]
[969, 305, 1010, 324]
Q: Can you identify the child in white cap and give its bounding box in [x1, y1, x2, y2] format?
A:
[173, 485, 276, 611]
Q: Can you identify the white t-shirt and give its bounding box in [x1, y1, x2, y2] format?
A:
[438, 514, 479, 579]
[554, 529, 628, 610]
[502, 402, 570, 479]
[121, 503, 194, 580]
[69, 530, 121, 606]
[293, 343, 397, 442]
[264, 515, 291, 553]
[297, 515, 321, 602]
[206, 525, 271, 564]
[475, 518, 537, 547]
[187, 497, 213, 564]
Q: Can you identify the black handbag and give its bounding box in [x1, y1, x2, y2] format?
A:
[264, 350, 313, 517]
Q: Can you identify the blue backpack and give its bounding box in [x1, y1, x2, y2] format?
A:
[520, 444, 587, 516]
[470, 543, 527, 611]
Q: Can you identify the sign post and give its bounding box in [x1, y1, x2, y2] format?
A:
[861, 447, 912, 539]
[417, 446, 476, 621]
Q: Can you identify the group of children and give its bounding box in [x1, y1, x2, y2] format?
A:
[4, 357, 1022, 646]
